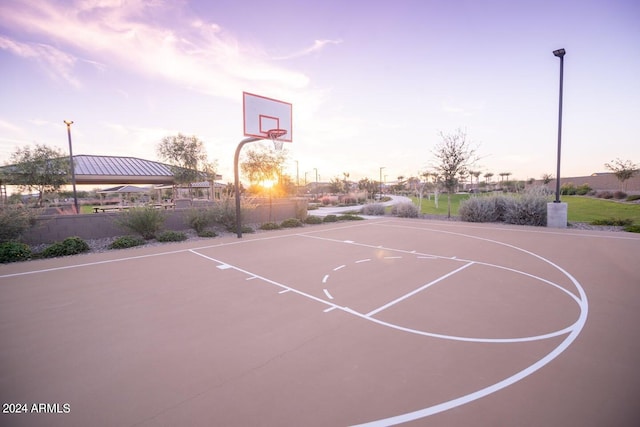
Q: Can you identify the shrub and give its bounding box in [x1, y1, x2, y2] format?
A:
[109, 235, 146, 249]
[361, 203, 386, 216]
[626, 194, 640, 202]
[590, 218, 633, 226]
[0, 205, 38, 243]
[390, 202, 419, 218]
[459, 187, 549, 226]
[260, 222, 281, 230]
[184, 207, 216, 234]
[304, 215, 323, 224]
[613, 191, 627, 199]
[281, 218, 303, 228]
[337, 214, 364, 221]
[212, 197, 256, 231]
[156, 230, 187, 242]
[116, 206, 165, 239]
[576, 184, 592, 195]
[459, 196, 501, 223]
[40, 236, 90, 258]
[560, 183, 576, 195]
[0, 241, 32, 263]
[197, 230, 217, 238]
[323, 214, 338, 222]
[623, 224, 640, 233]
[597, 191, 613, 199]
[321, 196, 332, 205]
[503, 193, 546, 226]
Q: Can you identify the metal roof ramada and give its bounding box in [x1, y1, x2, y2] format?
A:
[74, 155, 173, 177]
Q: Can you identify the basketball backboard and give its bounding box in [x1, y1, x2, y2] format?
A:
[243, 92, 293, 142]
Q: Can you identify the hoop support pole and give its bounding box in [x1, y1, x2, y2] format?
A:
[234, 137, 261, 238]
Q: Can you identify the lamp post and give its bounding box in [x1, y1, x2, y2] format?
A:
[552, 48, 565, 203]
[314, 168, 318, 199]
[63, 120, 79, 214]
[379, 166, 385, 198]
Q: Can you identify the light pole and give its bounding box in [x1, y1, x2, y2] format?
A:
[63, 120, 79, 214]
[553, 48, 565, 203]
[379, 166, 385, 198]
[314, 168, 318, 199]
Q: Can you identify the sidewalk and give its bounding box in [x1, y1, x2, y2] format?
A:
[311, 195, 412, 217]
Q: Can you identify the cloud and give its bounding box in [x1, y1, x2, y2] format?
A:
[272, 39, 343, 60]
[0, 0, 311, 100]
[0, 35, 81, 87]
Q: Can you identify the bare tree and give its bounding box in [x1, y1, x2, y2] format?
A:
[604, 158, 638, 191]
[541, 173, 553, 185]
[431, 129, 479, 218]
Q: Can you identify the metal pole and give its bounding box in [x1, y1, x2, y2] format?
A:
[234, 137, 261, 238]
[64, 120, 79, 214]
[379, 166, 385, 198]
[554, 50, 565, 203]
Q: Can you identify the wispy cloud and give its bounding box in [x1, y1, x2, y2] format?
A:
[0, 0, 311, 100]
[273, 39, 343, 60]
[0, 35, 81, 87]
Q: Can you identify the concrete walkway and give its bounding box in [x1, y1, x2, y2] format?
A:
[312, 195, 413, 217]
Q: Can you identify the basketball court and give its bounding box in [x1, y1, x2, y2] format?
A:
[1, 218, 639, 426]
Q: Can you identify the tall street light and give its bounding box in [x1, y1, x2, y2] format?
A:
[379, 166, 385, 198]
[64, 120, 79, 214]
[552, 48, 565, 203]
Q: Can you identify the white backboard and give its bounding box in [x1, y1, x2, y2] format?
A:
[243, 92, 293, 142]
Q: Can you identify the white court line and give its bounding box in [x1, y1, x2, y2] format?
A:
[333, 265, 346, 271]
[323, 289, 334, 299]
[355, 259, 371, 263]
[366, 262, 474, 317]
[322, 274, 329, 283]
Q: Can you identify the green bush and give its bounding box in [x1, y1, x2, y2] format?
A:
[116, 206, 166, 239]
[260, 222, 281, 230]
[590, 218, 633, 226]
[281, 218, 303, 228]
[337, 214, 364, 221]
[626, 194, 640, 202]
[197, 230, 218, 238]
[361, 203, 386, 216]
[40, 236, 90, 258]
[623, 224, 640, 233]
[0, 241, 32, 263]
[156, 230, 187, 242]
[304, 215, 323, 224]
[390, 202, 419, 218]
[323, 214, 338, 223]
[109, 235, 146, 249]
[0, 205, 37, 243]
[184, 207, 216, 234]
[576, 184, 592, 195]
[560, 183, 577, 196]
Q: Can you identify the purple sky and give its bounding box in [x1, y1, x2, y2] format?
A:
[1, 0, 639, 186]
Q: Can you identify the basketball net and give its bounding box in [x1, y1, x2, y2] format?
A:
[267, 129, 287, 151]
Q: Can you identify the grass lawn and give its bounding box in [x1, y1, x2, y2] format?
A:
[562, 195, 640, 223]
[411, 194, 470, 216]
[411, 193, 640, 224]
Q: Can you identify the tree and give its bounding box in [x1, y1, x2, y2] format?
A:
[2, 144, 70, 206]
[240, 143, 288, 192]
[358, 178, 377, 200]
[431, 129, 478, 218]
[484, 172, 494, 184]
[157, 134, 216, 196]
[604, 158, 638, 191]
[541, 173, 553, 185]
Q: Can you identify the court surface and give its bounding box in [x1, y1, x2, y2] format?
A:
[1, 218, 639, 426]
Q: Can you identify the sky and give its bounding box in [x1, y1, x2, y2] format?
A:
[1, 0, 639, 187]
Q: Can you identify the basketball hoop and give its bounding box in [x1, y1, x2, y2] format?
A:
[267, 128, 287, 151]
